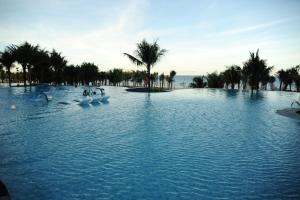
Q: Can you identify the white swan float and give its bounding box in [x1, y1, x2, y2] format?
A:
[79, 96, 92, 105]
[80, 86, 110, 105]
[291, 97, 300, 107]
[36, 92, 52, 103]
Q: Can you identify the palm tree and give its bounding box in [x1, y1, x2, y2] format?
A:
[165, 75, 171, 89]
[243, 49, 272, 93]
[0, 68, 5, 83]
[0, 47, 15, 87]
[64, 65, 79, 85]
[190, 76, 207, 88]
[289, 66, 299, 91]
[241, 66, 249, 90]
[159, 73, 165, 88]
[122, 71, 132, 87]
[0, 64, 5, 83]
[268, 76, 276, 90]
[260, 66, 273, 90]
[32, 49, 51, 84]
[132, 70, 146, 87]
[277, 69, 287, 91]
[150, 72, 158, 88]
[169, 70, 176, 89]
[223, 65, 241, 89]
[50, 49, 67, 85]
[80, 62, 99, 85]
[108, 68, 123, 86]
[12, 42, 40, 87]
[292, 65, 300, 92]
[222, 70, 230, 89]
[277, 66, 300, 92]
[277, 68, 292, 91]
[286, 68, 294, 91]
[207, 72, 224, 88]
[98, 71, 108, 86]
[124, 39, 167, 92]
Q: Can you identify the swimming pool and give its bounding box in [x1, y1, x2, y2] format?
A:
[0, 86, 299, 199]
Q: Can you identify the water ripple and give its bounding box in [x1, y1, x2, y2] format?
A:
[0, 87, 300, 199]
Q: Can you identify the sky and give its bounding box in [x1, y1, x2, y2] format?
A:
[0, 0, 300, 75]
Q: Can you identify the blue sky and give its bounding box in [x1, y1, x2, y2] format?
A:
[0, 0, 300, 74]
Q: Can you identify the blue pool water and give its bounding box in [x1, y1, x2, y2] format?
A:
[0, 86, 300, 199]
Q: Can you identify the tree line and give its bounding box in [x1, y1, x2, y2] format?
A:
[0, 41, 177, 89]
[1, 42, 299, 92]
[190, 50, 300, 92]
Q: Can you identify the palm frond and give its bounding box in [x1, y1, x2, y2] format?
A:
[123, 53, 143, 66]
[156, 48, 167, 62]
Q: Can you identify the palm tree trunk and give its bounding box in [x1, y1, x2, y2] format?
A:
[279, 81, 282, 91]
[8, 68, 11, 87]
[147, 65, 150, 93]
[22, 64, 27, 87]
[28, 66, 32, 87]
[242, 80, 247, 90]
[283, 83, 287, 91]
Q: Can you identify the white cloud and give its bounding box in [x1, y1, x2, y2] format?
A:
[206, 18, 295, 38]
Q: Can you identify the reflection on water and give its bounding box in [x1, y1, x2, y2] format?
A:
[249, 91, 265, 100]
[225, 89, 239, 98]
